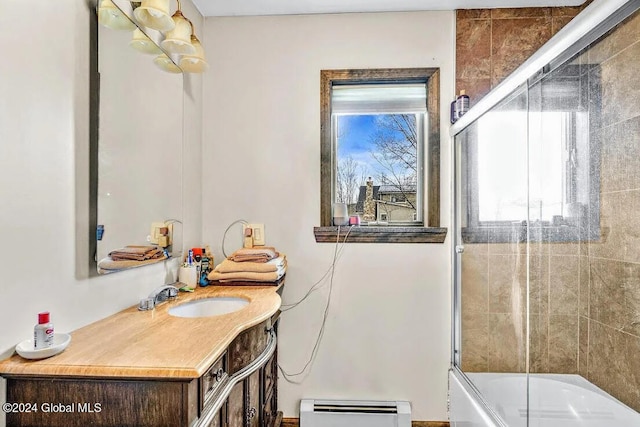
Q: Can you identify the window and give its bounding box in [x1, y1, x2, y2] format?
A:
[334, 84, 424, 225]
[460, 65, 600, 244]
[476, 111, 577, 223]
[315, 68, 446, 243]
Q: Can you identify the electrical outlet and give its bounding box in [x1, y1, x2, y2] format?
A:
[149, 222, 164, 244]
[243, 223, 266, 246]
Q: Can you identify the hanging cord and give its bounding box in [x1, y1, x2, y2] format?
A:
[221, 219, 248, 258]
[280, 225, 354, 311]
[278, 225, 353, 383]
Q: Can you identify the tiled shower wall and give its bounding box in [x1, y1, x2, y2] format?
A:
[458, 9, 640, 412]
[455, 5, 589, 105]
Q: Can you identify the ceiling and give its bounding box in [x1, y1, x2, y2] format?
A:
[191, 0, 585, 17]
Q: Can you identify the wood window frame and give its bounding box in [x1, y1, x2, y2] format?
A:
[315, 68, 446, 243]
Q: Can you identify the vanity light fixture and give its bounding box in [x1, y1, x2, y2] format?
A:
[134, 0, 175, 32]
[161, 9, 196, 54]
[129, 28, 163, 54]
[179, 34, 208, 73]
[102, 0, 208, 74]
[153, 53, 182, 73]
[98, 0, 136, 30]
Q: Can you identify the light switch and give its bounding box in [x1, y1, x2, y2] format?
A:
[251, 224, 265, 245]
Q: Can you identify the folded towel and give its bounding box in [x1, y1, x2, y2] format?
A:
[228, 246, 279, 263]
[207, 267, 285, 283]
[216, 255, 287, 274]
[97, 253, 168, 274]
[109, 245, 164, 261]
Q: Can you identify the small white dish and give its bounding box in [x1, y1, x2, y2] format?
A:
[15, 333, 71, 360]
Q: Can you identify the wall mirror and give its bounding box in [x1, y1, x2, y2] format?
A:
[92, 0, 184, 274]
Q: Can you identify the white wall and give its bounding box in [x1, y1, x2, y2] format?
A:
[0, 1, 202, 425]
[202, 11, 454, 420]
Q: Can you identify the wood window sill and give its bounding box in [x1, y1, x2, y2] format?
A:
[313, 226, 447, 243]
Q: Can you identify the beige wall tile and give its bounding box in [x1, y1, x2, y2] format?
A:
[491, 8, 551, 19]
[529, 253, 549, 315]
[456, 19, 491, 80]
[457, 9, 491, 19]
[548, 314, 579, 374]
[579, 256, 590, 317]
[551, 16, 574, 35]
[589, 257, 640, 337]
[600, 41, 640, 128]
[587, 11, 640, 67]
[549, 256, 580, 315]
[488, 313, 526, 372]
[599, 116, 640, 193]
[461, 312, 489, 372]
[579, 315, 589, 377]
[488, 254, 526, 314]
[461, 244, 489, 314]
[491, 18, 552, 85]
[590, 190, 640, 264]
[549, 242, 581, 256]
[551, 6, 582, 17]
[529, 313, 549, 373]
[588, 320, 640, 412]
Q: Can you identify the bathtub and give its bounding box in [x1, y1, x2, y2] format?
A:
[450, 369, 640, 427]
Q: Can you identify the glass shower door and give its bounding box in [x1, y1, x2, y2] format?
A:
[454, 85, 531, 426]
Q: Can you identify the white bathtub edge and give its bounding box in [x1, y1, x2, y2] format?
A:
[449, 368, 505, 427]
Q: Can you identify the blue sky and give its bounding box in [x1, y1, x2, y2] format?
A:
[336, 115, 383, 178]
[337, 115, 377, 158]
[337, 114, 411, 180]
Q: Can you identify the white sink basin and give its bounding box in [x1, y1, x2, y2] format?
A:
[168, 297, 249, 318]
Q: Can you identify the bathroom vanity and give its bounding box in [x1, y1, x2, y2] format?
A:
[0, 285, 282, 427]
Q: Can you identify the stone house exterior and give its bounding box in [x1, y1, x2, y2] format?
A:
[355, 177, 417, 222]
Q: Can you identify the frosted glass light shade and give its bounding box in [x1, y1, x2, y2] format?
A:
[134, 0, 174, 32]
[179, 36, 208, 73]
[130, 28, 163, 54]
[153, 54, 182, 73]
[161, 12, 195, 55]
[98, 0, 135, 31]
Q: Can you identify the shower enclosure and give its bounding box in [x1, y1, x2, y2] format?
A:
[450, 0, 640, 425]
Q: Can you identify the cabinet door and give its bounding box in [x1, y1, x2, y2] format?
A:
[247, 370, 260, 427]
[205, 406, 225, 427]
[260, 349, 278, 427]
[227, 382, 244, 427]
[228, 374, 260, 427]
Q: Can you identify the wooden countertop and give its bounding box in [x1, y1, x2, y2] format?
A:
[0, 285, 281, 379]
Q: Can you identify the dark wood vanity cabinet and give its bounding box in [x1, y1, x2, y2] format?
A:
[3, 317, 280, 427]
[261, 351, 279, 427]
[222, 317, 280, 427]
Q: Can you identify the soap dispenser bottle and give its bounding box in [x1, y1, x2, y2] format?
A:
[456, 90, 470, 118]
[34, 312, 54, 350]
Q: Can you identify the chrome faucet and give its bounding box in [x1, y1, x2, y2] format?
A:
[138, 284, 179, 311]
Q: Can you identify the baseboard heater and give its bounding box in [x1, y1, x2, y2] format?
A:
[300, 399, 411, 427]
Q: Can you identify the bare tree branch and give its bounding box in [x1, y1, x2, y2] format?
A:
[336, 156, 365, 205]
[368, 114, 418, 211]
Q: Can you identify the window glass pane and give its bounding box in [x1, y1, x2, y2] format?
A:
[477, 110, 529, 222]
[477, 111, 567, 222]
[335, 113, 420, 223]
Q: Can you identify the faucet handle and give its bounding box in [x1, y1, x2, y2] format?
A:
[138, 298, 155, 311]
[167, 286, 178, 299]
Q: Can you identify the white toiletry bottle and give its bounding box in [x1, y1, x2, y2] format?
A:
[34, 312, 54, 350]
